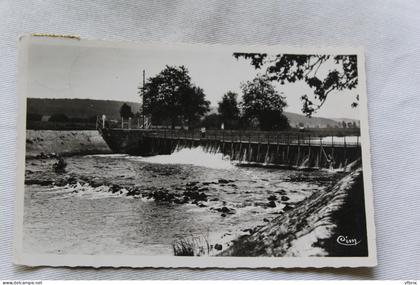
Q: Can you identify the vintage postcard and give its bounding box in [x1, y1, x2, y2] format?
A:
[14, 35, 376, 268]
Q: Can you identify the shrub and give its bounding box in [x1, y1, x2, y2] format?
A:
[49, 113, 69, 122]
[172, 236, 211, 256]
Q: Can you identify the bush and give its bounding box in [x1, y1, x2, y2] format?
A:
[27, 113, 42, 122]
[172, 236, 211, 256]
[49, 113, 69, 122]
[172, 238, 195, 256]
[202, 114, 222, 129]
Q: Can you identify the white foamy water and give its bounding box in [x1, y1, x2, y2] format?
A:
[24, 154, 338, 256]
[130, 146, 235, 170]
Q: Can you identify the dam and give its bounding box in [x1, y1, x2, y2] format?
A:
[97, 122, 361, 169]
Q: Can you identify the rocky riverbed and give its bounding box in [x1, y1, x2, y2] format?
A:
[23, 150, 350, 256]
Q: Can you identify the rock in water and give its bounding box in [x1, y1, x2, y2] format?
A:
[218, 179, 234, 184]
[52, 156, 67, 173]
[267, 200, 276, 208]
[214, 244, 223, 250]
[216, 206, 236, 214]
[276, 189, 287, 195]
[110, 184, 121, 193]
[281, 196, 290, 201]
[268, 195, 277, 201]
[283, 204, 293, 211]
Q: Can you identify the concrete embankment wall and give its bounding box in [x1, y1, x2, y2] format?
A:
[26, 130, 111, 158]
[220, 165, 368, 257]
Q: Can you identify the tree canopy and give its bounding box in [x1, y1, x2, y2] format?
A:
[240, 76, 290, 131]
[141, 65, 210, 127]
[217, 91, 240, 128]
[49, 113, 69, 122]
[119, 103, 133, 119]
[233, 53, 358, 117]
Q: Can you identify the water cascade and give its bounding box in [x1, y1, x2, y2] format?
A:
[142, 136, 361, 170]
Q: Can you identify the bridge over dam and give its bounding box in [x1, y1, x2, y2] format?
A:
[98, 124, 361, 169]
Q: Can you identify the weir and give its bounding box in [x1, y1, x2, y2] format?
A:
[98, 125, 362, 169]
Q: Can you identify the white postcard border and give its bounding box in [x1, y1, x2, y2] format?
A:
[13, 35, 377, 268]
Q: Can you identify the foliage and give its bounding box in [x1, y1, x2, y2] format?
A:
[27, 98, 141, 121]
[258, 111, 290, 131]
[140, 66, 210, 127]
[172, 238, 195, 256]
[27, 113, 42, 122]
[217, 91, 240, 128]
[202, 113, 222, 129]
[233, 53, 358, 116]
[240, 76, 290, 131]
[119, 103, 133, 119]
[49, 113, 69, 122]
[172, 236, 211, 256]
[179, 86, 210, 126]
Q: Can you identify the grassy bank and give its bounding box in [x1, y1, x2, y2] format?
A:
[26, 130, 111, 158]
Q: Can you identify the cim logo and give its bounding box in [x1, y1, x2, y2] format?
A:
[336, 235, 361, 246]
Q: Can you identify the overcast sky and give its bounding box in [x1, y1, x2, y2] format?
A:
[27, 39, 360, 119]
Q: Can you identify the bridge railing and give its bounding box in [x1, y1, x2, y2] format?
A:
[96, 115, 361, 147]
[141, 128, 360, 147]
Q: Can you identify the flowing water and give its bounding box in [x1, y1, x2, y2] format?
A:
[23, 146, 342, 256]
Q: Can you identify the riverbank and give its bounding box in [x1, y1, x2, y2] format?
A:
[221, 164, 368, 257]
[25, 130, 111, 158]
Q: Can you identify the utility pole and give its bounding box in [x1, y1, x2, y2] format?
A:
[142, 69, 145, 128]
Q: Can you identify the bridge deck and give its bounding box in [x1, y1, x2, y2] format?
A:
[108, 128, 360, 148]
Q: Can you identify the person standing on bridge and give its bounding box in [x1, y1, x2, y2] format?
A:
[200, 126, 206, 138]
[102, 114, 106, 129]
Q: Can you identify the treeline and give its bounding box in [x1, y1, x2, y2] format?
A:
[26, 113, 98, 130]
[26, 98, 141, 120]
[142, 66, 291, 131]
[27, 113, 98, 123]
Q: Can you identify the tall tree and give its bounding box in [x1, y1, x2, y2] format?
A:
[119, 103, 133, 119]
[217, 91, 240, 128]
[141, 65, 209, 127]
[233, 53, 358, 116]
[240, 76, 289, 131]
[179, 85, 210, 127]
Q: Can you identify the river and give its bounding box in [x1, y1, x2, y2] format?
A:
[23, 146, 343, 256]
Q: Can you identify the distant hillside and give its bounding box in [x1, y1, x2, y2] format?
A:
[283, 112, 359, 128]
[27, 98, 358, 128]
[332, 117, 360, 126]
[27, 98, 141, 120]
[208, 107, 358, 128]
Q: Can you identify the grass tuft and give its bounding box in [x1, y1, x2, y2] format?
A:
[172, 236, 211, 256]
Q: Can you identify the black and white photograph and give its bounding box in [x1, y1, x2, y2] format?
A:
[14, 35, 376, 268]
